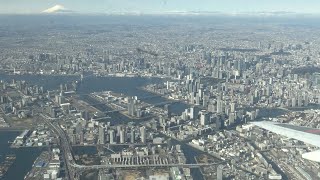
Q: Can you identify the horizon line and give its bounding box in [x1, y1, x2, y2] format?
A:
[0, 10, 320, 17]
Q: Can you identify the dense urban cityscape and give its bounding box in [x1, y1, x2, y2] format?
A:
[0, 9, 320, 180]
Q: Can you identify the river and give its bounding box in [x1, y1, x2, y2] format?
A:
[0, 73, 300, 180]
[0, 74, 197, 180]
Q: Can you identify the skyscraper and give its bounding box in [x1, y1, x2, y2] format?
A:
[189, 107, 195, 119]
[127, 97, 135, 116]
[99, 126, 105, 144]
[230, 102, 236, 113]
[200, 110, 209, 126]
[216, 117, 223, 130]
[109, 129, 115, 144]
[140, 126, 146, 144]
[217, 165, 223, 180]
[130, 129, 135, 144]
[217, 99, 223, 113]
[203, 95, 209, 107]
[164, 104, 172, 118]
[229, 113, 235, 126]
[120, 128, 126, 144]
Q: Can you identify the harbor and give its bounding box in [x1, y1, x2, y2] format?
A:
[0, 155, 16, 178]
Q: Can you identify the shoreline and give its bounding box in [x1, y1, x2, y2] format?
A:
[194, 156, 207, 180]
[139, 86, 191, 106]
[83, 94, 153, 121]
[0, 127, 25, 131]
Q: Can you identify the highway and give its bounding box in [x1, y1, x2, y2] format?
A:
[39, 114, 75, 180]
[39, 113, 223, 179]
[71, 162, 224, 170]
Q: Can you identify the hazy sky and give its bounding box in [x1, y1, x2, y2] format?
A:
[0, 0, 320, 14]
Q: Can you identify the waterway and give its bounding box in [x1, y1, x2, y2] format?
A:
[0, 73, 302, 180]
[0, 74, 193, 179]
[0, 131, 42, 180]
[0, 74, 189, 114]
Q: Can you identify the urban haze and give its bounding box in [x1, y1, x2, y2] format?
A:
[0, 3, 320, 180]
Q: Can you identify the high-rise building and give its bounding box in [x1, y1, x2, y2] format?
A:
[313, 73, 320, 88]
[75, 123, 82, 134]
[230, 102, 236, 113]
[81, 111, 90, 121]
[249, 94, 254, 105]
[164, 104, 172, 118]
[99, 126, 105, 144]
[120, 128, 126, 144]
[55, 95, 59, 104]
[195, 94, 200, 105]
[109, 130, 115, 144]
[140, 126, 146, 144]
[200, 110, 209, 126]
[79, 132, 84, 145]
[304, 94, 309, 106]
[50, 107, 57, 118]
[99, 172, 108, 180]
[217, 165, 223, 180]
[130, 129, 135, 144]
[190, 93, 195, 104]
[55, 94, 65, 106]
[189, 107, 195, 119]
[216, 117, 223, 130]
[203, 95, 209, 107]
[136, 108, 142, 118]
[127, 97, 135, 116]
[297, 96, 303, 107]
[217, 99, 223, 113]
[229, 113, 235, 126]
[208, 103, 215, 113]
[292, 97, 296, 107]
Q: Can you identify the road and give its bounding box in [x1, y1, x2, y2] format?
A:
[39, 114, 75, 180]
[71, 162, 224, 170]
[39, 114, 222, 173]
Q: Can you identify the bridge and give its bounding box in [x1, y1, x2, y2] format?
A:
[103, 109, 125, 114]
[139, 94, 168, 100]
[0, 68, 25, 72]
[81, 94, 181, 113]
[71, 162, 224, 170]
[91, 116, 111, 121]
[77, 93, 168, 105]
[39, 113, 223, 177]
[100, 100, 181, 114]
[141, 100, 183, 109]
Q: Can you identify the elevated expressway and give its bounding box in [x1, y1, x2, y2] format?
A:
[39, 114, 224, 176]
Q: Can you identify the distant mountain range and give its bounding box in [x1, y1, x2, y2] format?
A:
[41, 5, 316, 17]
[102, 11, 304, 16]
